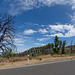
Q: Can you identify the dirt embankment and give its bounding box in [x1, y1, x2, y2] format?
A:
[0, 55, 75, 69]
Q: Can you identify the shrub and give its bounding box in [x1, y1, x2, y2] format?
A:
[29, 57, 32, 60]
[39, 58, 42, 61]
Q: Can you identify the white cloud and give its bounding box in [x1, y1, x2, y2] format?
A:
[14, 38, 25, 46]
[37, 38, 50, 41]
[45, 35, 51, 37]
[24, 28, 48, 35]
[14, 38, 25, 43]
[67, 12, 75, 23]
[39, 29, 48, 34]
[49, 24, 75, 37]
[72, 4, 75, 10]
[51, 33, 64, 37]
[70, 13, 75, 22]
[72, 0, 75, 10]
[34, 43, 46, 46]
[49, 24, 73, 32]
[23, 36, 29, 38]
[25, 23, 39, 26]
[23, 24, 75, 37]
[24, 29, 37, 35]
[5, 0, 75, 15]
[65, 28, 75, 37]
[15, 43, 24, 46]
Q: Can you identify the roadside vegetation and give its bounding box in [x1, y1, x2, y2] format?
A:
[26, 36, 75, 59]
[0, 13, 75, 63]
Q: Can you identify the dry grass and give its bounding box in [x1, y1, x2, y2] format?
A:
[0, 55, 75, 69]
[0, 56, 27, 63]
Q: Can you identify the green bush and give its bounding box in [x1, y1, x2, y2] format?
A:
[29, 57, 32, 60]
[39, 58, 42, 61]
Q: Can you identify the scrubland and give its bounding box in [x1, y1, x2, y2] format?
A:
[0, 55, 75, 69]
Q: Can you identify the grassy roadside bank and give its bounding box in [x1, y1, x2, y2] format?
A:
[0, 55, 75, 69]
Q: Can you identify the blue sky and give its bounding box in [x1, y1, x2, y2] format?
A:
[0, 0, 75, 52]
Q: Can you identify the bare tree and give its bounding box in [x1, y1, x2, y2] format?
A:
[0, 13, 16, 52]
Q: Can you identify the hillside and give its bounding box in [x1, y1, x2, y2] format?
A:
[20, 45, 75, 57]
[65, 45, 75, 53]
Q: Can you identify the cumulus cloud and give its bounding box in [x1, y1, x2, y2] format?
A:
[24, 28, 48, 35]
[14, 38, 25, 46]
[49, 24, 75, 37]
[4, 0, 75, 15]
[23, 24, 75, 37]
[49, 24, 73, 33]
[39, 29, 48, 34]
[34, 43, 46, 46]
[65, 28, 75, 37]
[37, 38, 50, 41]
[51, 33, 64, 37]
[24, 29, 37, 35]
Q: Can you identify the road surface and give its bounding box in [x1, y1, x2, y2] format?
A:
[0, 60, 75, 75]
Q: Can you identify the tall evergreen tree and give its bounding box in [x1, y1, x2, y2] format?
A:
[62, 41, 66, 54]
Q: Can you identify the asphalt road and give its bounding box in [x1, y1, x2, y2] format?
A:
[0, 60, 75, 75]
